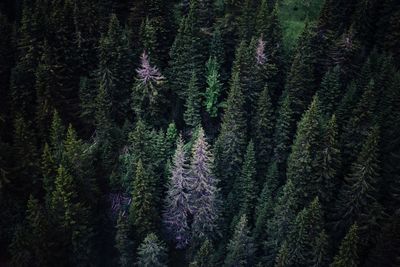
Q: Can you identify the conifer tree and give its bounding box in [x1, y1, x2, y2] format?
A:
[50, 110, 65, 163]
[224, 215, 255, 267]
[133, 51, 166, 126]
[335, 126, 382, 241]
[11, 115, 39, 198]
[272, 94, 295, 178]
[342, 79, 377, 166]
[163, 136, 191, 248]
[191, 128, 220, 241]
[285, 24, 317, 119]
[204, 57, 223, 118]
[253, 86, 275, 179]
[318, 66, 342, 118]
[228, 140, 257, 225]
[266, 179, 298, 263]
[165, 122, 178, 158]
[115, 213, 134, 267]
[214, 72, 247, 196]
[190, 239, 215, 267]
[253, 162, 279, 246]
[130, 160, 159, 240]
[318, 115, 341, 210]
[330, 224, 359, 267]
[184, 71, 202, 128]
[25, 195, 51, 266]
[137, 233, 168, 267]
[50, 165, 93, 265]
[41, 143, 56, 200]
[98, 14, 133, 125]
[283, 197, 324, 266]
[286, 96, 322, 208]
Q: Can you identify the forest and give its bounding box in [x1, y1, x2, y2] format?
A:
[0, 0, 400, 266]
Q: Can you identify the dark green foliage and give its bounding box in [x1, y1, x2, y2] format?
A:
[253, 85, 275, 180]
[281, 197, 325, 267]
[129, 160, 159, 240]
[224, 215, 255, 267]
[184, 71, 202, 128]
[190, 239, 215, 267]
[137, 233, 168, 267]
[286, 96, 322, 208]
[204, 57, 223, 118]
[115, 213, 134, 267]
[214, 72, 247, 196]
[318, 66, 342, 118]
[335, 126, 382, 242]
[330, 223, 359, 267]
[228, 140, 257, 226]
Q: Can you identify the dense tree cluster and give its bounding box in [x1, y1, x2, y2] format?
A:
[1, 0, 400, 266]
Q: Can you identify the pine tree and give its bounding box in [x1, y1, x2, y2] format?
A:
[184, 71, 202, 128]
[330, 224, 359, 267]
[163, 136, 191, 248]
[165, 122, 178, 158]
[137, 233, 168, 267]
[224, 215, 255, 267]
[286, 96, 322, 208]
[204, 57, 223, 118]
[130, 160, 159, 240]
[313, 230, 330, 267]
[253, 86, 275, 180]
[214, 72, 247, 196]
[335, 126, 382, 242]
[115, 213, 134, 267]
[191, 128, 220, 241]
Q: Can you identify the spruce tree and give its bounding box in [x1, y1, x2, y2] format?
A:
[204, 57, 223, 118]
[133, 51, 166, 126]
[190, 239, 215, 267]
[283, 197, 325, 267]
[253, 85, 275, 180]
[137, 233, 168, 267]
[214, 72, 247, 196]
[224, 215, 255, 267]
[253, 162, 279, 247]
[266, 179, 298, 263]
[184, 71, 202, 128]
[286, 96, 322, 208]
[335, 126, 382, 242]
[330, 224, 359, 267]
[98, 14, 133, 125]
[190, 128, 220, 241]
[272, 94, 295, 178]
[115, 213, 134, 267]
[317, 66, 342, 118]
[318, 115, 341, 211]
[129, 160, 159, 240]
[228, 140, 257, 226]
[163, 136, 191, 248]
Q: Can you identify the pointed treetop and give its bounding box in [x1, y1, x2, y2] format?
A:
[136, 51, 164, 85]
